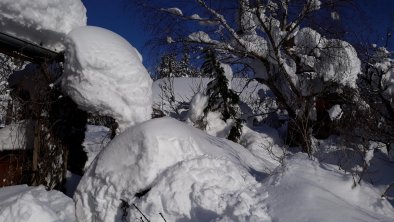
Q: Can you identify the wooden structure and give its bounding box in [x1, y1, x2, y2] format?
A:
[0, 32, 63, 63]
[0, 32, 67, 188]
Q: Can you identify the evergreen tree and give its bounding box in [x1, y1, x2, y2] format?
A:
[201, 49, 242, 142]
[178, 52, 200, 77]
[156, 52, 200, 79]
[156, 53, 177, 78]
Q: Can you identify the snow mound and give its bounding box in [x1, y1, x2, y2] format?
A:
[130, 157, 270, 222]
[264, 154, 394, 222]
[62, 26, 153, 132]
[74, 117, 272, 222]
[0, 0, 86, 51]
[240, 126, 283, 173]
[0, 185, 75, 222]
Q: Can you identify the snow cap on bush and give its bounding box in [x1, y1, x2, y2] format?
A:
[62, 26, 153, 132]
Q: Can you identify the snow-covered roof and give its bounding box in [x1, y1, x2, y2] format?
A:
[0, 0, 87, 51]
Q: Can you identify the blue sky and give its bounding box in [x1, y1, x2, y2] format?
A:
[82, 0, 148, 63]
[82, 0, 393, 69]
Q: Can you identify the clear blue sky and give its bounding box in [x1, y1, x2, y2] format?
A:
[82, 0, 393, 70]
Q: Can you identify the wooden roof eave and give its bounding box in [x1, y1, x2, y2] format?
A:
[0, 32, 64, 64]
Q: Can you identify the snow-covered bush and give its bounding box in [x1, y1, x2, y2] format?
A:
[62, 26, 153, 132]
[357, 47, 394, 147]
[187, 49, 242, 142]
[74, 117, 277, 222]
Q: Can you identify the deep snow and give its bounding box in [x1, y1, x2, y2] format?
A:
[74, 117, 279, 222]
[74, 117, 394, 222]
[0, 185, 75, 222]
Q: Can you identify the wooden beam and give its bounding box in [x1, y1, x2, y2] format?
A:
[0, 32, 63, 63]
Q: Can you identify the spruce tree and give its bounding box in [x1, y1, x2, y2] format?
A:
[201, 49, 242, 142]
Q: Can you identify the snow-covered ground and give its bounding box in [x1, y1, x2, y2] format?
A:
[0, 185, 75, 222]
[73, 118, 394, 222]
[0, 0, 86, 51]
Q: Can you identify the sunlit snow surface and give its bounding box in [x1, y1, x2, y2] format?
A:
[74, 118, 394, 222]
[0, 185, 75, 222]
[62, 26, 153, 132]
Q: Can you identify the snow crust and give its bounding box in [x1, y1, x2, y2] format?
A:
[74, 117, 273, 222]
[62, 26, 153, 132]
[0, 0, 86, 51]
[0, 185, 75, 222]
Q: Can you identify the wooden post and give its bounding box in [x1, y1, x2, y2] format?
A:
[32, 120, 40, 185]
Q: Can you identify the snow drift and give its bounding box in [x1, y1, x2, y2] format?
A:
[263, 154, 394, 222]
[62, 26, 153, 132]
[0, 0, 86, 51]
